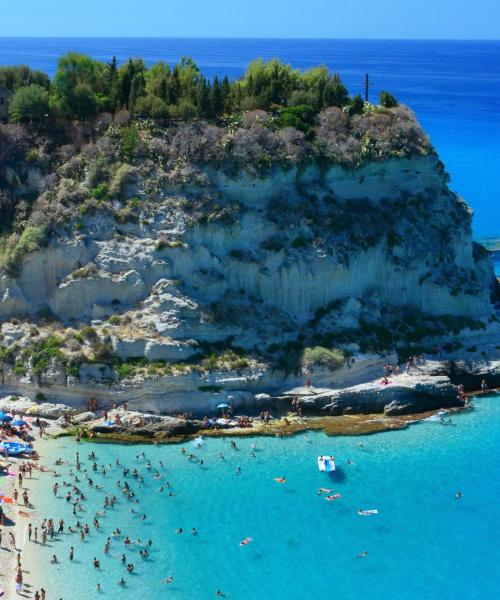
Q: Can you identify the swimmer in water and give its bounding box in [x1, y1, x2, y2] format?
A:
[274, 477, 286, 483]
[357, 551, 368, 558]
[455, 491, 462, 500]
[160, 576, 174, 584]
[325, 494, 341, 501]
[317, 488, 333, 495]
[239, 537, 252, 546]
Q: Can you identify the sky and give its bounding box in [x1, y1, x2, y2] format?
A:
[0, 0, 499, 39]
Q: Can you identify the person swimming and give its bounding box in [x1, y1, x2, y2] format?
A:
[274, 477, 286, 483]
[357, 551, 368, 558]
[455, 491, 462, 500]
[239, 537, 252, 546]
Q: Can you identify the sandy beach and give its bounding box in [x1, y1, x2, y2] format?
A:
[0, 430, 58, 599]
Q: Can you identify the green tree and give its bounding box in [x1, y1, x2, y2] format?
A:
[210, 76, 223, 117]
[379, 91, 398, 108]
[51, 52, 104, 118]
[196, 77, 210, 117]
[323, 74, 349, 108]
[0, 65, 49, 92]
[8, 84, 49, 123]
[347, 94, 365, 116]
[134, 94, 169, 119]
[70, 83, 98, 120]
[278, 105, 315, 135]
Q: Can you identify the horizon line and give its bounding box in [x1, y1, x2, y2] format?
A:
[0, 36, 500, 42]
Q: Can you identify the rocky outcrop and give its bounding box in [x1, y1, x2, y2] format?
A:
[0, 116, 498, 417]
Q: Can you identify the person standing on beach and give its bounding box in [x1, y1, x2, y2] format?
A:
[28, 523, 32, 541]
[9, 531, 16, 549]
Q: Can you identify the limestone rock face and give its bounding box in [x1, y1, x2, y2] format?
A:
[0, 155, 495, 326]
[0, 151, 498, 413]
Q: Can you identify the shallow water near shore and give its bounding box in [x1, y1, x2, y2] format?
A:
[26, 394, 500, 599]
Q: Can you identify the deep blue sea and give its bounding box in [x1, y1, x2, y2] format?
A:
[0, 38, 499, 242]
[29, 395, 500, 599]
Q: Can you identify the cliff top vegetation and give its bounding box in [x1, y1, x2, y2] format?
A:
[1, 53, 400, 124]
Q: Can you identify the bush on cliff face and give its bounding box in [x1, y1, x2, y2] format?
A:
[301, 346, 345, 370]
[0, 225, 47, 274]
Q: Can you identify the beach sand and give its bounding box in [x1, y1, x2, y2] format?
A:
[0, 430, 59, 599]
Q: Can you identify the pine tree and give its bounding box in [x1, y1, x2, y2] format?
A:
[210, 76, 223, 117]
[196, 77, 210, 117]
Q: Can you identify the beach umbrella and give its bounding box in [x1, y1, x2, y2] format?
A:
[12, 420, 27, 427]
[0, 412, 5, 420]
[0, 415, 13, 422]
[216, 403, 229, 409]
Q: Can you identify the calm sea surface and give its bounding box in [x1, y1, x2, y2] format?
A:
[30, 394, 500, 599]
[0, 38, 499, 240]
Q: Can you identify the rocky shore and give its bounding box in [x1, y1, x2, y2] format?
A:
[2, 357, 497, 444]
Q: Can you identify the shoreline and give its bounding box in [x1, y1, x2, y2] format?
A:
[0, 431, 58, 599]
[6, 390, 495, 598]
[74, 408, 467, 446]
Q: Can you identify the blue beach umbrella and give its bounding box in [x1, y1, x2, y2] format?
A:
[1, 415, 13, 422]
[216, 403, 229, 409]
[0, 412, 5, 420]
[12, 420, 27, 427]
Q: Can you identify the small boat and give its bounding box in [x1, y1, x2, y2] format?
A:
[0, 442, 33, 456]
[317, 455, 336, 472]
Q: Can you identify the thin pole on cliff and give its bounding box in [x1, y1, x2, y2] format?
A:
[365, 73, 371, 102]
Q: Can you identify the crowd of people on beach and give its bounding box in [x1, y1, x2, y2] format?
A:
[4, 434, 250, 597]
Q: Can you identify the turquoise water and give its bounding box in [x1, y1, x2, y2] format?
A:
[32, 395, 500, 599]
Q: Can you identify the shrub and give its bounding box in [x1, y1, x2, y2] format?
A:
[110, 163, 136, 196]
[9, 84, 49, 123]
[120, 125, 139, 161]
[108, 315, 121, 325]
[346, 94, 365, 116]
[30, 335, 64, 376]
[176, 99, 198, 120]
[26, 148, 39, 162]
[116, 362, 137, 380]
[379, 91, 398, 108]
[114, 207, 138, 225]
[301, 346, 345, 370]
[278, 105, 315, 136]
[72, 263, 97, 279]
[90, 183, 110, 201]
[1, 225, 47, 274]
[80, 326, 98, 341]
[35, 392, 46, 402]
